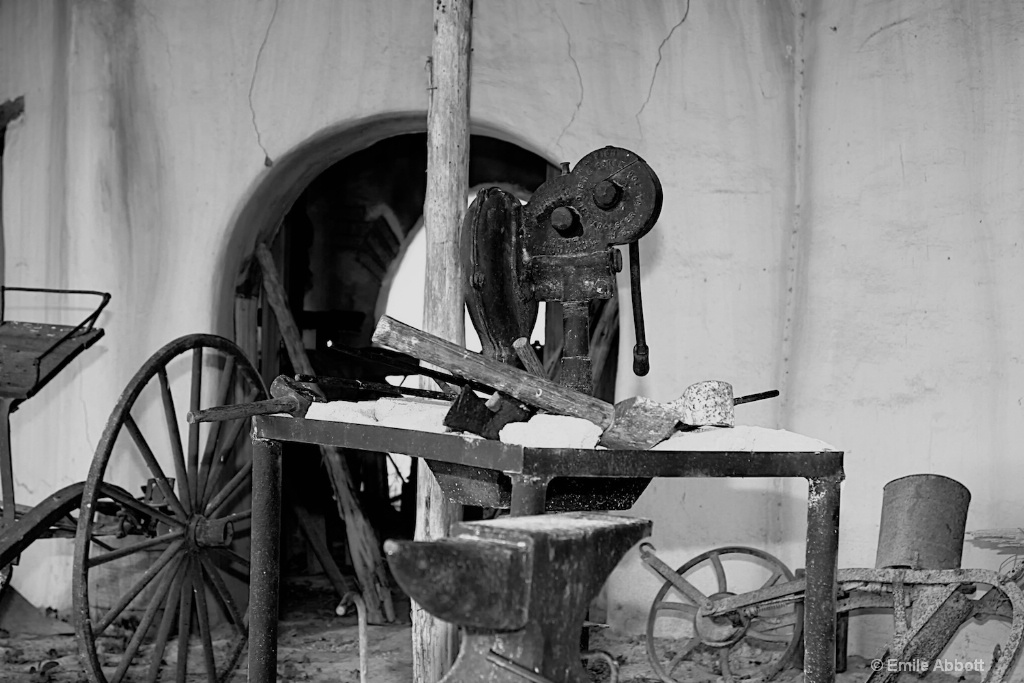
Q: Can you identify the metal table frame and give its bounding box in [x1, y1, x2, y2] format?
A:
[247, 416, 844, 683]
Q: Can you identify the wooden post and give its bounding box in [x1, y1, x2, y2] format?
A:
[415, 1, 472, 681]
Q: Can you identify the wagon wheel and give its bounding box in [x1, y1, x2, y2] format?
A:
[73, 334, 267, 683]
[646, 546, 802, 683]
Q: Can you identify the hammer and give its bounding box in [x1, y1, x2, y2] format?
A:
[187, 375, 322, 423]
[372, 316, 779, 449]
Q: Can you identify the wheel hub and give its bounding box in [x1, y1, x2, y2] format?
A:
[694, 592, 749, 647]
[188, 514, 234, 548]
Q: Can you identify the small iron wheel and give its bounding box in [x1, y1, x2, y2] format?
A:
[73, 334, 266, 683]
[646, 546, 802, 682]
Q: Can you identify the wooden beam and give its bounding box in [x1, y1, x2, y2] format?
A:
[255, 243, 395, 625]
[415, 0, 472, 680]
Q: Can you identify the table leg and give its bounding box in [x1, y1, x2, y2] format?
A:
[509, 475, 549, 516]
[0, 398, 16, 533]
[248, 437, 282, 683]
[804, 474, 842, 683]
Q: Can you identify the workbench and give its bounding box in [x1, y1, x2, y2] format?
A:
[246, 416, 844, 683]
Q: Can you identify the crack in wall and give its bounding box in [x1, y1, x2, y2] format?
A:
[552, 9, 584, 152]
[78, 383, 94, 452]
[635, 0, 690, 138]
[249, 0, 280, 167]
[859, 15, 913, 51]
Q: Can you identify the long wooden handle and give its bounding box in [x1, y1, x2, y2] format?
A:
[256, 243, 315, 376]
[372, 316, 614, 428]
[512, 337, 546, 377]
[187, 396, 300, 424]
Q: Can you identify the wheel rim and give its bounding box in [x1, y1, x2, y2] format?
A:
[646, 546, 802, 683]
[73, 334, 267, 683]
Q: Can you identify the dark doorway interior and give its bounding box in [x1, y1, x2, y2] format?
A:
[241, 133, 563, 577]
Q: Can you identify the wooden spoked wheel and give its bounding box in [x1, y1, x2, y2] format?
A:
[646, 546, 802, 683]
[73, 335, 266, 683]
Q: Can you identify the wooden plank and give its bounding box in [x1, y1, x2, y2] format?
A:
[416, 0, 472, 679]
[233, 295, 259, 367]
[0, 326, 104, 399]
[255, 243, 395, 625]
[373, 315, 615, 429]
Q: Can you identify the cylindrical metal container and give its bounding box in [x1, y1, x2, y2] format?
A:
[875, 474, 971, 570]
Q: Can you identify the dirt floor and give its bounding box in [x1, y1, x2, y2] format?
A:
[0, 575, 979, 682]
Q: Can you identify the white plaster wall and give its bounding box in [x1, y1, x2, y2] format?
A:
[3, 0, 779, 616]
[2, 0, 1023, 668]
[788, 0, 1024, 660]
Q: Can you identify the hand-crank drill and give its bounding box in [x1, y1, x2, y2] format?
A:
[464, 147, 663, 394]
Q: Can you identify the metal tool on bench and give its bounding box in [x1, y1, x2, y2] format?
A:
[673, 380, 780, 429]
[187, 372, 453, 425]
[385, 511, 651, 683]
[465, 146, 662, 394]
[187, 375, 323, 423]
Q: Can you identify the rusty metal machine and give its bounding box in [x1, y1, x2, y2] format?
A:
[430, 146, 664, 512]
[464, 146, 662, 393]
[641, 474, 1024, 683]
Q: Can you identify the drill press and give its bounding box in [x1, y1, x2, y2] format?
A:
[464, 146, 663, 395]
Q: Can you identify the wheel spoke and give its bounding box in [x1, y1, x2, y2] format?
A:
[760, 569, 783, 590]
[97, 482, 184, 530]
[187, 346, 204, 512]
[109, 554, 184, 683]
[124, 415, 189, 521]
[190, 558, 219, 683]
[176, 557, 195, 683]
[719, 643, 734, 682]
[94, 539, 185, 635]
[200, 397, 255, 510]
[710, 551, 727, 593]
[199, 553, 246, 630]
[196, 357, 236, 506]
[89, 536, 116, 553]
[146, 558, 187, 683]
[666, 636, 701, 674]
[213, 547, 251, 571]
[158, 367, 192, 516]
[204, 460, 253, 518]
[88, 528, 184, 568]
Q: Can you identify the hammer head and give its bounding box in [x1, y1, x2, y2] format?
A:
[599, 396, 680, 450]
[670, 380, 735, 428]
[269, 375, 324, 417]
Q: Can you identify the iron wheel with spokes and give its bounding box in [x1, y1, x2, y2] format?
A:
[74, 334, 266, 683]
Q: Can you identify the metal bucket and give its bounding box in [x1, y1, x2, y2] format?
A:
[875, 474, 971, 570]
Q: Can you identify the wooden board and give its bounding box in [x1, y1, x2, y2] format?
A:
[0, 323, 104, 399]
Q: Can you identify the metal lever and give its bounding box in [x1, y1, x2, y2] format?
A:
[629, 241, 649, 376]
